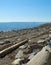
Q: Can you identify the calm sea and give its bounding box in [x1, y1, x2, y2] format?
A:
[0, 22, 46, 31]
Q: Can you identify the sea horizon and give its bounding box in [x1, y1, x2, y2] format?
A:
[0, 22, 47, 31]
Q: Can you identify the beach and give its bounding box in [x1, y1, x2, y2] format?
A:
[0, 23, 51, 65]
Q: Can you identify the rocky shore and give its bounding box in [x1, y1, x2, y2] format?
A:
[0, 23, 51, 65]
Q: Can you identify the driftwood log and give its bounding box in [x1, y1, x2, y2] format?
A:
[0, 39, 28, 58]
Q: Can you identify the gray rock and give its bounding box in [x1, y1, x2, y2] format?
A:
[15, 50, 24, 59]
[19, 45, 27, 49]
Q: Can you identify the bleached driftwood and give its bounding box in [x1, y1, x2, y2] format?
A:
[26, 45, 51, 65]
[0, 39, 28, 58]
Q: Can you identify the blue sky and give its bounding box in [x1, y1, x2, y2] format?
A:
[0, 0, 51, 22]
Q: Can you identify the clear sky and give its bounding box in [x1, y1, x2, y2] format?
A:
[0, 0, 51, 22]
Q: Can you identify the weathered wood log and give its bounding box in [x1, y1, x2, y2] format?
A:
[26, 45, 51, 65]
[30, 30, 50, 39]
[0, 39, 28, 58]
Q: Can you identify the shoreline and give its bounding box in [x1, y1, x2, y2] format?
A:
[0, 23, 51, 65]
[0, 22, 46, 32]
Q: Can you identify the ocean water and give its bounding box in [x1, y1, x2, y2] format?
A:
[0, 22, 46, 31]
